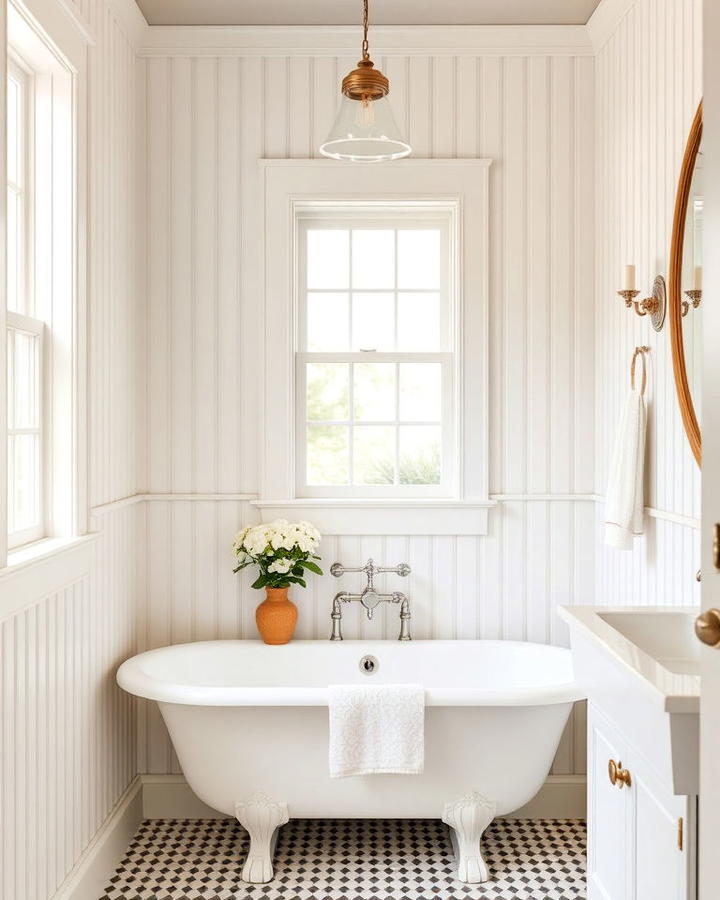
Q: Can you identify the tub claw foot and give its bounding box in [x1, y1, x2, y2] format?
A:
[442, 791, 496, 883]
[235, 792, 289, 883]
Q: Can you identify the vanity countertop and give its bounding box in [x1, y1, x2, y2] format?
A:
[558, 605, 700, 714]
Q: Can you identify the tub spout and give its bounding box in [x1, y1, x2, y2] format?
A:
[330, 593, 346, 641]
[398, 594, 412, 641]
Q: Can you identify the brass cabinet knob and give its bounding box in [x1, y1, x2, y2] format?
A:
[695, 609, 720, 647]
[608, 758, 618, 785]
[608, 759, 632, 788]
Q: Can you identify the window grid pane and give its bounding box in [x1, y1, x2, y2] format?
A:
[7, 323, 42, 541]
[299, 215, 451, 495]
[305, 360, 442, 487]
[7, 75, 21, 189]
[7, 185, 22, 315]
[7, 70, 26, 316]
[302, 225, 445, 353]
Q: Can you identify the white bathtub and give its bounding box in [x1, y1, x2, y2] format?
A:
[118, 639, 581, 883]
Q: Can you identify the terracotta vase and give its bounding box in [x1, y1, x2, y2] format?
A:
[255, 587, 298, 645]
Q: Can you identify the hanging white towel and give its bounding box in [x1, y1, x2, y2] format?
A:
[328, 683, 424, 778]
[604, 349, 648, 550]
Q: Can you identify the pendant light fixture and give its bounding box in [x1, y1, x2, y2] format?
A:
[319, 0, 411, 162]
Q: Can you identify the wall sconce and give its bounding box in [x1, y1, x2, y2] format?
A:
[617, 266, 666, 332]
[682, 266, 702, 316]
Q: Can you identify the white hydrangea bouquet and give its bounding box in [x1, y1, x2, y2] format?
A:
[232, 519, 323, 590]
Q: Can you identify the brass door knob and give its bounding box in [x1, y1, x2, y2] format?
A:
[695, 609, 720, 647]
[608, 759, 632, 788]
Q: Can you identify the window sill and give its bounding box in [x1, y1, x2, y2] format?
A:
[251, 499, 496, 536]
[0, 533, 99, 620]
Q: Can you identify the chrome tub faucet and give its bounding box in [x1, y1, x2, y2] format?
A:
[329, 559, 412, 641]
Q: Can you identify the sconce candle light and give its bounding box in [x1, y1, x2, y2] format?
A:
[682, 266, 702, 316]
[617, 266, 667, 331]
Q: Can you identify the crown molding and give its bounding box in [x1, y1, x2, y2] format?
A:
[586, 0, 635, 53]
[109, 0, 149, 49]
[137, 24, 594, 58]
[52, 0, 96, 45]
[36, 1, 637, 60]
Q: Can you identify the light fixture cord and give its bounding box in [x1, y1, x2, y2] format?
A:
[362, 0, 369, 59]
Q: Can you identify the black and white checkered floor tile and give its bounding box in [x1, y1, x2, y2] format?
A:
[100, 817, 586, 900]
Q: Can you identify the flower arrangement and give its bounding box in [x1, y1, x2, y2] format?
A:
[232, 519, 323, 590]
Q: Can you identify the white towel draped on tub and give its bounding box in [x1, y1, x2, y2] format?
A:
[328, 684, 425, 778]
[604, 348, 648, 550]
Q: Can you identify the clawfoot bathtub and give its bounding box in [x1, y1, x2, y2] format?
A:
[117, 639, 580, 884]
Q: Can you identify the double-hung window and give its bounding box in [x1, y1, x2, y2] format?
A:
[4, 4, 78, 559]
[259, 160, 491, 535]
[296, 208, 455, 498]
[7, 58, 44, 548]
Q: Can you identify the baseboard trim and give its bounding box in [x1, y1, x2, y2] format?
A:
[51, 777, 143, 900]
[141, 773, 586, 821]
[502, 775, 586, 819]
[141, 774, 227, 819]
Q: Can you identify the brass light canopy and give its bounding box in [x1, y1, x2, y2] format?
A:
[341, 58, 389, 102]
[319, 0, 411, 162]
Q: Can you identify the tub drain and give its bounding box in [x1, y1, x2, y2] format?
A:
[359, 654, 379, 675]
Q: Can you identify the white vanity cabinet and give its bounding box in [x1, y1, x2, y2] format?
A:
[588, 703, 695, 900]
[558, 607, 700, 900]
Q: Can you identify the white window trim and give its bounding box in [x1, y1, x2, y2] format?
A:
[255, 159, 494, 536]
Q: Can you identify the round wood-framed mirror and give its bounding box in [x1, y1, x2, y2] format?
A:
[669, 100, 703, 466]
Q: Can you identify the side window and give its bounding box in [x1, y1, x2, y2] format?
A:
[7, 60, 44, 548]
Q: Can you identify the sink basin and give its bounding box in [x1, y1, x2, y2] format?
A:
[597, 610, 700, 676]
[559, 605, 700, 795]
[559, 606, 700, 711]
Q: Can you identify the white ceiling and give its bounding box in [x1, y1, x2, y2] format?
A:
[134, 0, 602, 27]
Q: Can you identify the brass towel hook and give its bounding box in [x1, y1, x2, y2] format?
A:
[630, 345, 649, 396]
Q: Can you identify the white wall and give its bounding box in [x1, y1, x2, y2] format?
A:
[0, 1, 145, 898]
[138, 40, 596, 775]
[594, 0, 702, 606]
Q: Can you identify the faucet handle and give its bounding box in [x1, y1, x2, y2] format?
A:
[330, 559, 410, 578]
[376, 563, 411, 577]
[330, 560, 375, 577]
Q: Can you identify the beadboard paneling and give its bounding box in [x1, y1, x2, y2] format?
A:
[0, 2, 144, 899]
[594, 0, 702, 605]
[87, 0, 144, 507]
[141, 49, 596, 778]
[0, 505, 138, 900]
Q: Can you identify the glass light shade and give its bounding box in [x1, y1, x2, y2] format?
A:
[319, 94, 411, 162]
